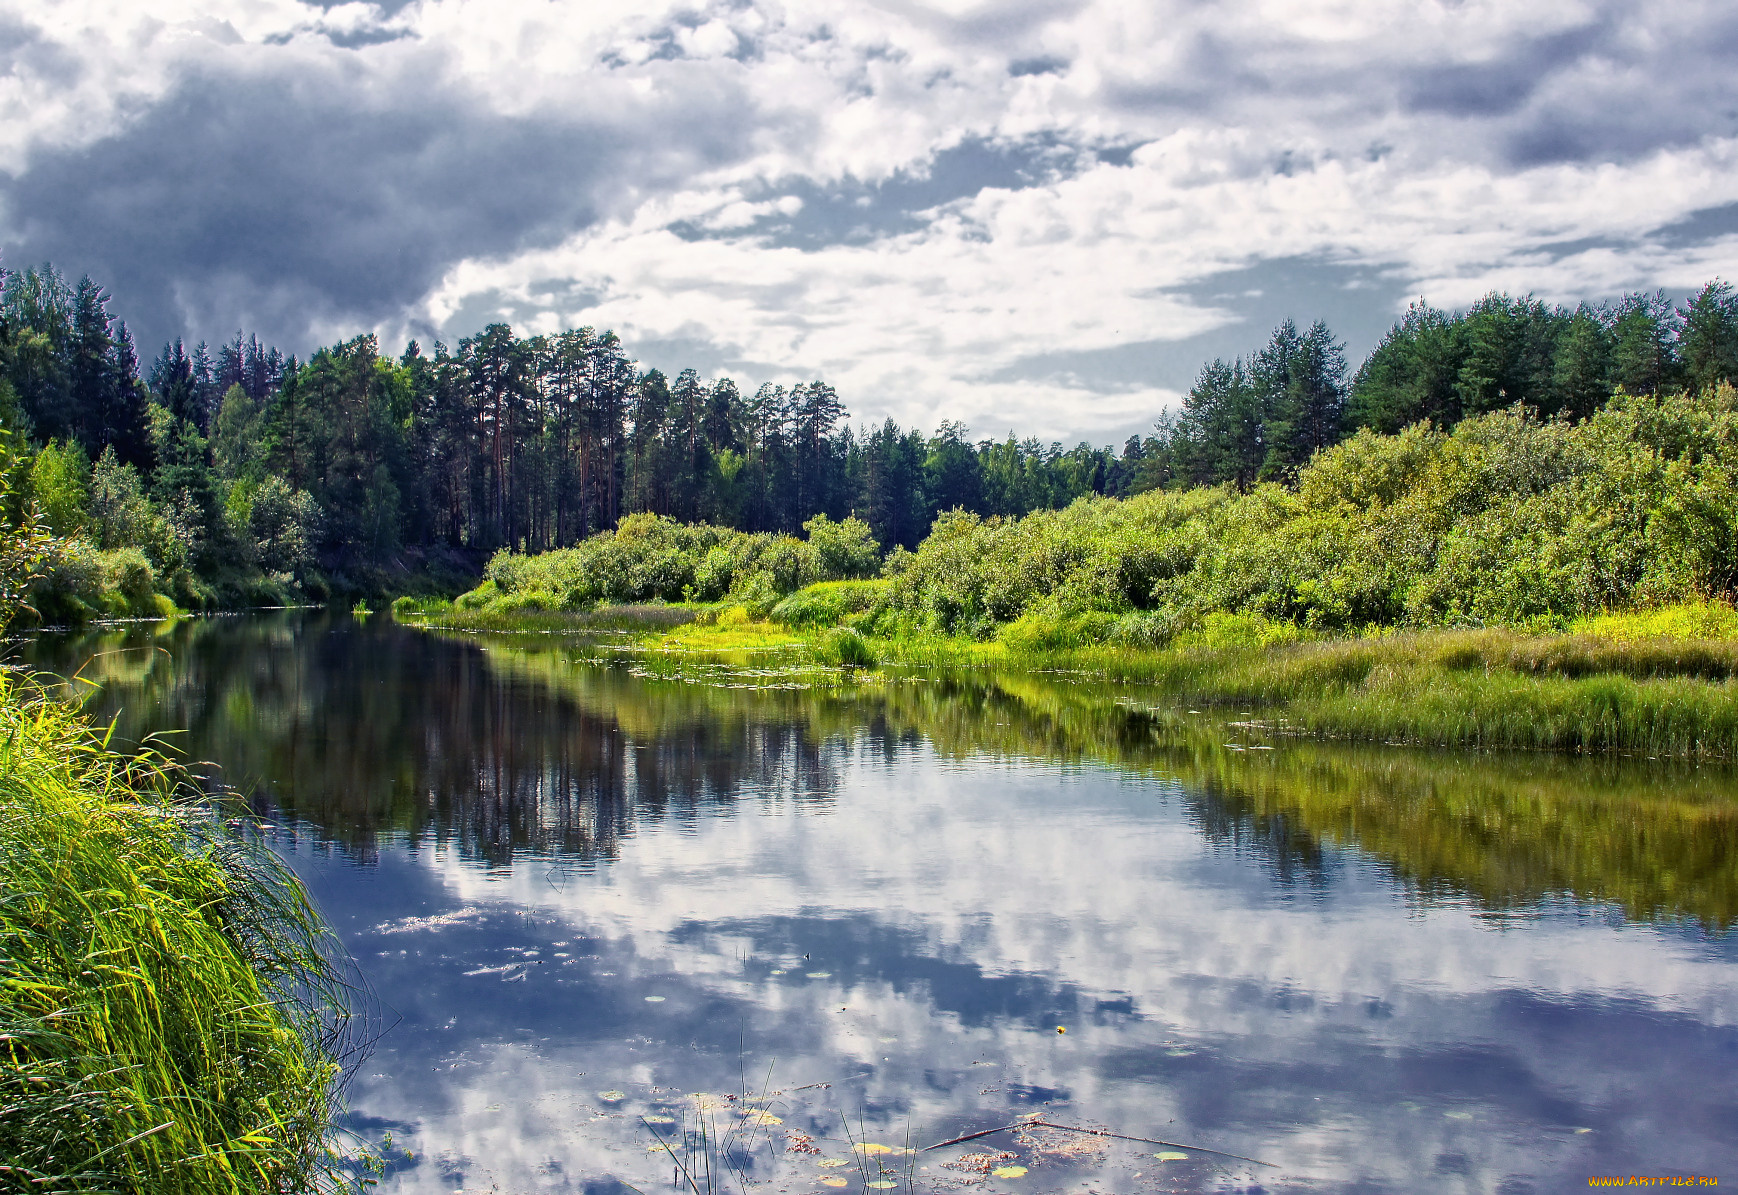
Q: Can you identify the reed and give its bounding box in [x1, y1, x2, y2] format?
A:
[0, 673, 356, 1193]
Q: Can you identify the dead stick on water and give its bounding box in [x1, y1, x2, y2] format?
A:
[1028, 1121, 1277, 1168]
[921, 1120, 1277, 1169]
[920, 1123, 1022, 1151]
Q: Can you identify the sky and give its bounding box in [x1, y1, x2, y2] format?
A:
[3, 1, 1738, 443]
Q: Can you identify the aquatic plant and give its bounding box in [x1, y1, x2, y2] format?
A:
[0, 674, 357, 1193]
[814, 626, 877, 668]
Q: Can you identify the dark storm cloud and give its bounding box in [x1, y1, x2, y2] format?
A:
[0, 49, 757, 356]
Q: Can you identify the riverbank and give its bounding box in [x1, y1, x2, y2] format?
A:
[399, 597, 1738, 758]
[0, 673, 356, 1193]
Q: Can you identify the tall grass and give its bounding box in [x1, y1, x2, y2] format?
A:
[0, 673, 356, 1193]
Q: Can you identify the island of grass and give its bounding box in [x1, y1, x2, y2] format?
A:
[398, 390, 1738, 758]
[0, 675, 357, 1193]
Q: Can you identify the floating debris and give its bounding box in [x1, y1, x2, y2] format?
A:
[373, 907, 486, 935]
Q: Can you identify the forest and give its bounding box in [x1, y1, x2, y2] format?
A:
[2, 255, 1737, 622]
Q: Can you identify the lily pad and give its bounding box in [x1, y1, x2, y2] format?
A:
[642, 1114, 677, 1124]
[1155, 1151, 1187, 1161]
[852, 1143, 894, 1155]
[740, 1109, 783, 1126]
[821, 1179, 848, 1189]
[991, 1165, 1028, 1178]
[806, 971, 832, 979]
[818, 1158, 849, 1168]
[597, 1090, 627, 1102]
[867, 1183, 898, 1190]
[644, 995, 666, 1002]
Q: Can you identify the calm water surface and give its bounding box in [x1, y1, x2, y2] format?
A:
[21, 613, 1738, 1194]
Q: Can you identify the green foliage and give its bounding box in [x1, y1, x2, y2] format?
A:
[0, 676, 353, 1191]
[0, 430, 53, 628]
[88, 447, 167, 558]
[211, 383, 262, 481]
[813, 625, 877, 667]
[464, 514, 886, 614]
[769, 580, 889, 629]
[887, 388, 1738, 636]
[996, 606, 1117, 653]
[27, 537, 180, 625]
[1571, 601, 1738, 642]
[27, 439, 89, 536]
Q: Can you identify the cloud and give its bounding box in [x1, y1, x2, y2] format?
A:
[2, 0, 1737, 437]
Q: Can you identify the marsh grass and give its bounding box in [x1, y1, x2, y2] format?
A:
[0, 672, 357, 1193]
[1026, 628, 1738, 754]
[408, 594, 1738, 756]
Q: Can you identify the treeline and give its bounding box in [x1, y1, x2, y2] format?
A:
[1146, 286, 1738, 490]
[467, 385, 1738, 643]
[4, 255, 1738, 618]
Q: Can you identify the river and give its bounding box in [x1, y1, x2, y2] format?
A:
[21, 611, 1738, 1194]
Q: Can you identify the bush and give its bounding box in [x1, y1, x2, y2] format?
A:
[997, 607, 1117, 653]
[882, 389, 1738, 639]
[814, 625, 877, 667]
[770, 580, 889, 628]
[469, 514, 887, 616]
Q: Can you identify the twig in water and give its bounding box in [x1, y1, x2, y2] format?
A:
[921, 1119, 1277, 1169]
[920, 1123, 1021, 1151]
[1026, 1120, 1277, 1168]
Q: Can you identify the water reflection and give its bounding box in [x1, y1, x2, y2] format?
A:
[20, 614, 1738, 1193]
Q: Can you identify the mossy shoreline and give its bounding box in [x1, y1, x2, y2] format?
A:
[0, 673, 359, 1193]
[397, 595, 1738, 758]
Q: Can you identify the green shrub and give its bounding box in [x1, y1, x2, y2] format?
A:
[473, 514, 888, 614]
[814, 625, 877, 667]
[997, 607, 1118, 653]
[882, 389, 1738, 639]
[770, 579, 889, 628]
[453, 578, 499, 609]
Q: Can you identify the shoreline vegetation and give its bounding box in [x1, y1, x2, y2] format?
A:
[400, 386, 1738, 758]
[6, 258, 1738, 630]
[0, 673, 360, 1193]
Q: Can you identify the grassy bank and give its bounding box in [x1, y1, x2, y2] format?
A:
[0, 673, 356, 1192]
[401, 596, 1738, 758]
